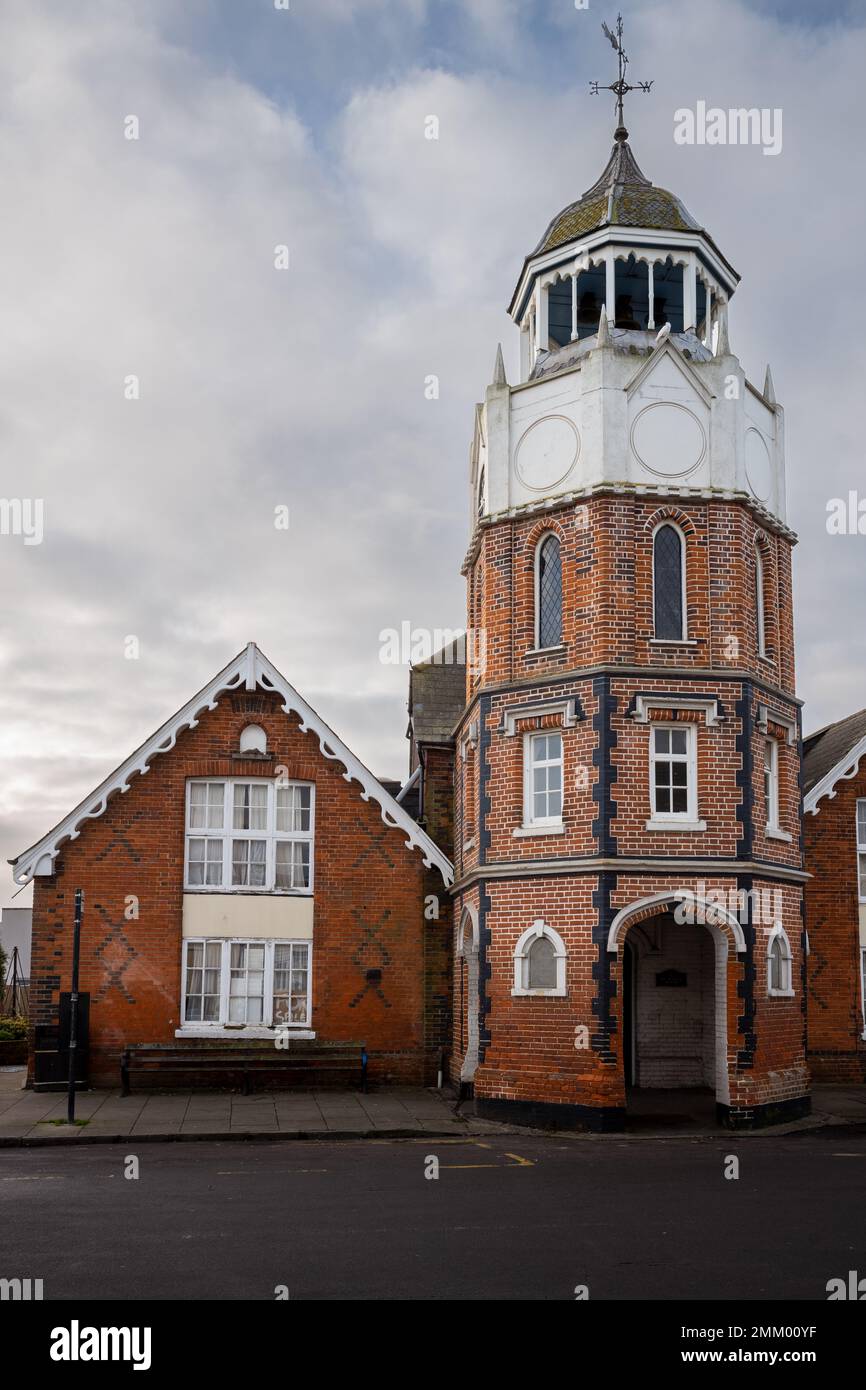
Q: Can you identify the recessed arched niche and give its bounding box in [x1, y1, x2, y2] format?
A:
[239, 724, 267, 754]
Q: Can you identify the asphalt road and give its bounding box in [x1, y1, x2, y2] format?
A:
[2, 1130, 865, 1300]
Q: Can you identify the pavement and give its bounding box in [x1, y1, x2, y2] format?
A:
[2, 1129, 865, 1299]
[0, 1069, 503, 1144]
[1, 1067, 864, 1145]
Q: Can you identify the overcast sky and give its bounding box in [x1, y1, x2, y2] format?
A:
[1, 0, 864, 904]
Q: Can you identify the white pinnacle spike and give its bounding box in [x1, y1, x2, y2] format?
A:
[492, 342, 507, 387]
[597, 306, 611, 347]
[763, 364, 776, 404]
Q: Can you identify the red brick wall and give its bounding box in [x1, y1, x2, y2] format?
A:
[464, 495, 797, 695]
[28, 690, 451, 1086]
[804, 765, 866, 1081]
[452, 487, 809, 1123]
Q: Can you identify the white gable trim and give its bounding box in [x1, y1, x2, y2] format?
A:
[624, 338, 715, 406]
[804, 733, 866, 816]
[11, 643, 454, 887]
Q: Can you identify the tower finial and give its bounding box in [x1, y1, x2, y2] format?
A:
[590, 13, 653, 143]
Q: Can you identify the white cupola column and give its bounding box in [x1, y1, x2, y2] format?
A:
[605, 251, 616, 325]
[535, 278, 548, 357]
[683, 254, 697, 331]
[571, 272, 579, 341]
[520, 320, 531, 380]
[647, 259, 655, 329]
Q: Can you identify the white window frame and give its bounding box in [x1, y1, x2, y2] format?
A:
[522, 730, 564, 829]
[857, 799, 866, 903]
[651, 521, 688, 642]
[533, 532, 563, 652]
[755, 545, 767, 657]
[767, 924, 794, 998]
[647, 722, 699, 827]
[764, 737, 780, 831]
[860, 947, 866, 1039]
[184, 778, 315, 895]
[179, 937, 313, 1034]
[512, 920, 567, 997]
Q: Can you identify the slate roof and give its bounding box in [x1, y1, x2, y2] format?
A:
[803, 708, 866, 796]
[533, 137, 701, 257]
[407, 640, 466, 746]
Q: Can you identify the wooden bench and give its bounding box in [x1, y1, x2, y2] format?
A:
[119, 1040, 367, 1096]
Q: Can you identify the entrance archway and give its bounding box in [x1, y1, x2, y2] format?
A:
[608, 891, 745, 1112]
[458, 906, 480, 1083]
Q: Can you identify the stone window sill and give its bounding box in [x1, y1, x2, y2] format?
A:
[175, 1027, 317, 1041]
[648, 639, 699, 647]
[645, 819, 707, 833]
[766, 825, 793, 843]
[511, 988, 567, 998]
[767, 990, 795, 999]
[524, 645, 567, 658]
[513, 823, 565, 837]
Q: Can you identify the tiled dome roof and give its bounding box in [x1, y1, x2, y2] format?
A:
[534, 137, 701, 256]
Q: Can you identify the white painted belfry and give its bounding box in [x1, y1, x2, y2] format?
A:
[10, 645, 454, 887]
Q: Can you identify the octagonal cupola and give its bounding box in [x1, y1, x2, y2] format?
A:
[508, 127, 740, 384]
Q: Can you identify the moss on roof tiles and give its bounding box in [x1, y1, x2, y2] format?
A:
[535, 137, 701, 255]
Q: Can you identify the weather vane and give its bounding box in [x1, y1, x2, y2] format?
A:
[590, 13, 653, 142]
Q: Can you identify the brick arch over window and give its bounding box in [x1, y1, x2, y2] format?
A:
[643, 505, 698, 539]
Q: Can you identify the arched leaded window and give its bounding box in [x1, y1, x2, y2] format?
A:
[535, 533, 562, 649]
[755, 544, 767, 656]
[767, 925, 793, 996]
[653, 523, 685, 640]
[513, 920, 567, 996]
[527, 935, 556, 989]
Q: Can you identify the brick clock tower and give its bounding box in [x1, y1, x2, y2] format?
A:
[451, 91, 810, 1130]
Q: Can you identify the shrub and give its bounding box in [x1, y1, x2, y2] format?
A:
[0, 1016, 28, 1041]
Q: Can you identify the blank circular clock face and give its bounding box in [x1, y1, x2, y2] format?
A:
[630, 402, 707, 478]
[745, 427, 772, 501]
[514, 415, 580, 491]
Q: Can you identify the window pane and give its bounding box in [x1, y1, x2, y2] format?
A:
[276, 785, 311, 834]
[654, 728, 670, 754]
[857, 801, 866, 846]
[527, 936, 557, 989]
[537, 535, 562, 648]
[671, 729, 687, 756]
[189, 784, 207, 828]
[654, 525, 684, 639]
[207, 784, 225, 830]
